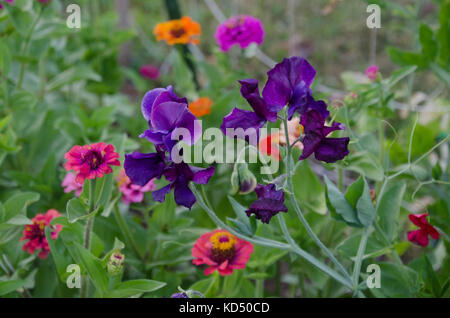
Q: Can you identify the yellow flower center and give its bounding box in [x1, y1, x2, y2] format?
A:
[210, 231, 237, 263]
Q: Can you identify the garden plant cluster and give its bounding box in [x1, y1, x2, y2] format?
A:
[0, 0, 449, 299]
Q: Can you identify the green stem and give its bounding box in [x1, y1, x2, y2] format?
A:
[16, 7, 43, 90]
[352, 226, 369, 295]
[282, 113, 353, 284]
[113, 205, 144, 261]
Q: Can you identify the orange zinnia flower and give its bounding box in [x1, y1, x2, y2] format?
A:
[188, 97, 213, 117]
[154, 16, 201, 45]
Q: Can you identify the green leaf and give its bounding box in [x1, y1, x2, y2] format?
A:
[189, 276, 217, 296]
[386, 66, 417, 90]
[45, 227, 75, 282]
[376, 181, 406, 242]
[3, 192, 40, 222]
[430, 63, 450, 86]
[292, 161, 326, 214]
[356, 178, 376, 227]
[66, 198, 90, 223]
[67, 242, 109, 296]
[0, 42, 12, 77]
[47, 66, 101, 91]
[387, 47, 427, 68]
[345, 176, 364, 209]
[419, 24, 438, 61]
[422, 255, 441, 297]
[324, 176, 362, 227]
[0, 279, 28, 296]
[228, 196, 252, 233]
[106, 279, 166, 298]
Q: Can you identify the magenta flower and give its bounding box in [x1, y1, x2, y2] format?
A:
[62, 172, 83, 197]
[365, 65, 378, 81]
[0, 0, 14, 10]
[21, 209, 62, 259]
[215, 15, 265, 52]
[246, 184, 288, 223]
[192, 229, 254, 276]
[64, 142, 120, 184]
[407, 213, 440, 247]
[139, 64, 159, 80]
[117, 169, 156, 205]
[299, 109, 349, 163]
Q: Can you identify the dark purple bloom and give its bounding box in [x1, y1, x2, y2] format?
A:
[153, 162, 215, 209]
[124, 151, 166, 186]
[246, 184, 288, 224]
[262, 57, 328, 119]
[140, 86, 200, 153]
[124, 150, 215, 209]
[171, 292, 188, 298]
[299, 109, 350, 163]
[221, 79, 277, 141]
[215, 15, 265, 52]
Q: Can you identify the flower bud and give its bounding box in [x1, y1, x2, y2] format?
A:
[230, 163, 257, 195]
[107, 251, 125, 275]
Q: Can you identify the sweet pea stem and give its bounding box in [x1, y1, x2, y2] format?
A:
[191, 184, 353, 290]
[282, 113, 353, 284]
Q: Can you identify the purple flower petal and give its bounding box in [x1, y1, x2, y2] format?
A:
[314, 137, 350, 163]
[173, 180, 196, 209]
[246, 184, 287, 224]
[239, 79, 277, 122]
[124, 151, 166, 186]
[152, 184, 172, 202]
[192, 166, 215, 184]
[262, 57, 316, 112]
[221, 108, 266, 142]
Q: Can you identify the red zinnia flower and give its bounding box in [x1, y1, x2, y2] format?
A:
[192, 229, 254, 276]
[64, 142, 120, 184]
[407, 213, 440, 247]
[21, 209, 62, 259]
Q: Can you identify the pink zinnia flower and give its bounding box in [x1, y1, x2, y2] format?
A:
[365, 65, 379, 81]
[0, 0, 14, 10]
[117, 169, 156, 205]
[64, 142, 120, 184]
[215, 15, 265, 52]
[62, 172, 83, 197]
[139, 64, 159, 80]
[407, 213, 440, 247]
[192, 229, 254, 276]
[21, 209, 62, 259]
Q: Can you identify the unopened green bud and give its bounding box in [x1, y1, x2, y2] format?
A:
[231, 163, 257, 195]
[107, 251, 125, 275]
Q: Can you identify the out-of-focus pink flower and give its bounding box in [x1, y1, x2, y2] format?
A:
[258, 133, 281, 161]
[407, 213, 440, 247]
[139, 64, 160, 80]
[215, 15, 265, 51]
[64, 142, 120, 184]
[117, 169, 156, 205]
[0, 0, 14, 10]
[62, 172, 83, 197]
[279, 116, 304, 150]
[21, 209, 62, 259]
[365, 65, 379, 82]
[192, 229, 254, 276]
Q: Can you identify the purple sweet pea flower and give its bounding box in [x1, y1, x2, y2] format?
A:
[140, 86, 200, 153]
[299, 109, 350, 163]
[221, 79, 277, 142]
[246, 184, 288, 224]
[124, 150, 167, 186]
[215, 15, 265, 52]
[152, 162, 215, 209]
[170, 292, 188, 298]
[262, 57, 328, 120]
[124, 150, 215, 209]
